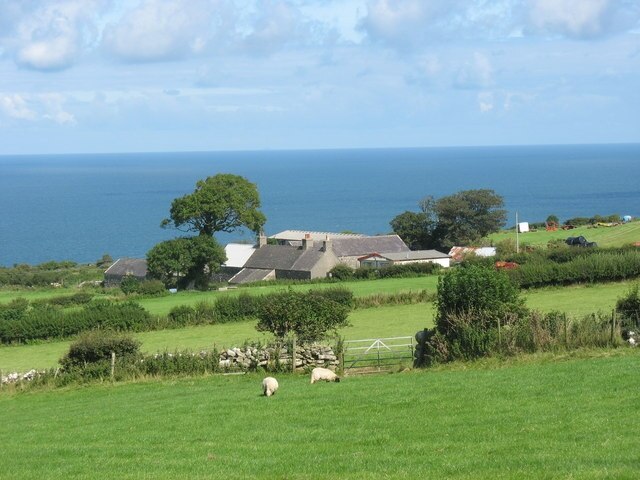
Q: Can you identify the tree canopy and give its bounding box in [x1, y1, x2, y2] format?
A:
[146, 235, 226, 290]
[161, 174, 266, 236]
[390, 189, 506, 250]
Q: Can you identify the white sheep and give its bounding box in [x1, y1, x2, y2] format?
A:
[310, 367, 341, 384]
[262, 376, 279, 397]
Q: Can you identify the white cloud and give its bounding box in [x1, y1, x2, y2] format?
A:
[101, 0, 221, 62]
[1, 0, 107, 71]
[241, 1, 307, 55]
[0, 94, 37, 120]
[0, 92, 76, 124]
[359, 0, 457, 47]
[527, 0, 640, 39]
[478, 92, 494, 113]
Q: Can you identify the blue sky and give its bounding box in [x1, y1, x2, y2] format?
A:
[0, 0, 639, 154]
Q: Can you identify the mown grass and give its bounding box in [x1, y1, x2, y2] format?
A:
[488, 220, 640, 248]
[1, 350, 638, 479]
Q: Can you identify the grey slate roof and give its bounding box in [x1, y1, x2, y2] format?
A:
[270, 230, 364, 241]
[104, 258, 148, 278]
[244, 244, 325, 272]
[229, 268, 274, 284]
[331, 235, 410, 257]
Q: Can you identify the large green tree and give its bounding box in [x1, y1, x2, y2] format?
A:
[146, 235, 226, 290]
[391, 189, 506, 250]
[161, 174, 266, 236]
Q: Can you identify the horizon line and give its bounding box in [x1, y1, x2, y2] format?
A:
[1, 141, 639, 158]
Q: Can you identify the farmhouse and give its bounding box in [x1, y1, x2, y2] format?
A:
[229, 231, 422, 284]
[357, 250, 451, 269]
[229, 234, 338, 284]
[103, 258, 148, 287]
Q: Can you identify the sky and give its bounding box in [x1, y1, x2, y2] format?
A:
[0, 0, 639, 154]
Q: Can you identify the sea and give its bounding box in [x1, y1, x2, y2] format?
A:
[0, 143, 639, 267]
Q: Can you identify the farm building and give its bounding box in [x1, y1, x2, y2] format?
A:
[269, 230, 364, 246]
[357, 250, 451, 269]
[103, 258, 148, 287]
[229, 234, 338, 284]
[229, 232, 415, 284]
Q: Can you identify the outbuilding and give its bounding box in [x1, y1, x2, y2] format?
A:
[103, 258, 148, 287]
[357, 250, 451, 269]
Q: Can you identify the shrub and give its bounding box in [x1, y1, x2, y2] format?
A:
[33, 292, 94, 308]
[60, 330, 141, 369]
[194, 301, 216, 324]
[137, 279, 167, 297]
[120, 275, 140, 295]
[420, 266, 526, 364]
[256, 289, 350, 343]
[329, 264, 354, 280]
[616, 284, 640, 329]
[168, 305, 197, 327]
[214, 293, 264, 323]
[310, 287, 354, 309]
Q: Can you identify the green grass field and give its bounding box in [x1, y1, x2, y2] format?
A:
[488, 220, 640, 248]
[1, 351, 638, 479]
[2, 279, 637, 372]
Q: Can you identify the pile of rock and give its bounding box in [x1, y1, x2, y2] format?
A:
[218, 344, 338, 371]
[1, 369, 39, 385]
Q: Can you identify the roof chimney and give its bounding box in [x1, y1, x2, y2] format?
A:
[323, 235, 332, 253]
[302, 233, 314, 250]
[258, 230, 267, 248]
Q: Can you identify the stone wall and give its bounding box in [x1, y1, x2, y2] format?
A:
[218, 344, 339, 371]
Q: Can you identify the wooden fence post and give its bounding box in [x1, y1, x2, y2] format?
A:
[564, 314, 568, 348]
[497, 317, 502, 352]
[110, 351, 116, 381]
[291, 335, 297, 373]
[610, 310, 616, 345]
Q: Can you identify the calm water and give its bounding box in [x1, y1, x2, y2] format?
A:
[0, 144, 639, 266]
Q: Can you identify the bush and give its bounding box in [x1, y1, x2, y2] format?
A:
[214, 293, 264, 323]
[310, 287, 354, 309]
[33, 292, 94, 308]
[616, 284, 640, 329]
[120, 275, 140, 295]
[60, 330, 141, 369]
[168, 305, 197, 327]
[329, 264, 354, 280]
[256, 289, 350, 343]
[137, 279, 167, 297]
[420, 266, 526, 364]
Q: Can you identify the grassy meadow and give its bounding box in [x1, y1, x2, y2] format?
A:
[2, 350, 638, 479]
[2, 279, 638, 372]
[488, 220, 640, 248]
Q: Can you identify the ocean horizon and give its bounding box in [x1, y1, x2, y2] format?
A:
[1, 143, 639, 266]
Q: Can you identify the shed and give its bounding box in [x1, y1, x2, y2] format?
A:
[357, 250, 451, 269]
[104, 258, 148, 287]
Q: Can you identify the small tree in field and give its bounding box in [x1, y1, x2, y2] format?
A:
[425, 265, 526, 362]
[256, 290, 350, 344]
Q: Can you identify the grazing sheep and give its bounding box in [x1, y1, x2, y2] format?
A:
[262, 377, 279, 397]
[310, 367, 340, 384]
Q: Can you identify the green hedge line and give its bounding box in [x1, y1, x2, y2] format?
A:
[507, 250, 640, 288]
[0, 300, 152, 344]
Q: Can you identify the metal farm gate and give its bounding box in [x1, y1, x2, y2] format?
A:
[342, 336, 414, 372]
